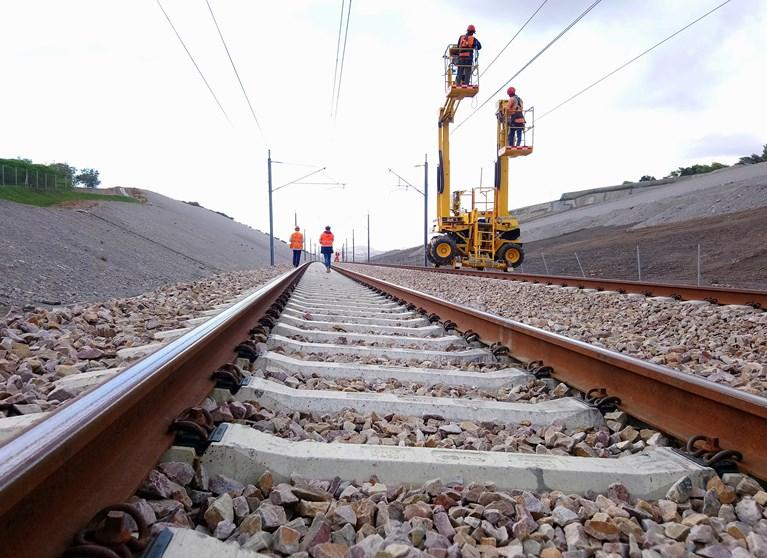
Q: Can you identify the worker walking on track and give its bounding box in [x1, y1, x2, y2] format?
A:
[319, 226, 335, 273]
[456, 24, 481, 87]
[289, 226, 304, 267]
[504, 86, 526, 147]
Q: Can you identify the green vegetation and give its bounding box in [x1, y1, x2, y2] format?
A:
[0, 157, 74, 189]
[627, 142, 766, 183]
[0, 185, 137, 207]
[75, 168, 101, 188]
[1, 157, 103, 189]
[670, 161, 728, 177]
[739, 144, 767, 165]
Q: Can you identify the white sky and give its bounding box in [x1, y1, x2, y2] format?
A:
[2, 0, 765, 252]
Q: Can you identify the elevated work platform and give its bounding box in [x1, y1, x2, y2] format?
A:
[447, 84, 479, 99]
[499, 145, 534, 158]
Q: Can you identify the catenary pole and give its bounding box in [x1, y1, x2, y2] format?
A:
[268, 150, 274, 266]
[424, 153, 429, 266]
[367, 213, 370, 262]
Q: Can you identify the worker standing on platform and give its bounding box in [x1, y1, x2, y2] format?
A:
[505, 86, 526, 147]
[289, 226, 304, 267]
[319, 226, 335, 273]
[456, 25, 481, 87]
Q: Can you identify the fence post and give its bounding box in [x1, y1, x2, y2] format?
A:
[541, 253, 550, 274]
[697, 244, 701, 286]
[636, 245, 641, 281]
[574, 252, 586, 277]
[1, 165, 4, 185]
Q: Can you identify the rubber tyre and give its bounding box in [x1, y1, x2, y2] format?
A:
[429, 235, 458, 266]
[497, 243, 525, 269]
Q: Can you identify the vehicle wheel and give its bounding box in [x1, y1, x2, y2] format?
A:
[428, 235, 458, 266]
[497, 243, 524, 269]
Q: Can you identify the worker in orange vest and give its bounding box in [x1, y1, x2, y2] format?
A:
[319, 226, 335, 273]
[334, 252, 340, 263]
[504, 86, 526, 147]
[289, 226, 304, 267]
[456, 24, 481, 87]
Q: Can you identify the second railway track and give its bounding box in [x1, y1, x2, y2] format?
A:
[356, 263, 767, 309]
[1, 263, 766, 557]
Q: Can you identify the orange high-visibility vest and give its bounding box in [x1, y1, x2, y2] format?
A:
[506, 96, 525, 125]
[319, 232, 334, 247]
[458, 34, 475, 57]
[289, 231, 304, 250]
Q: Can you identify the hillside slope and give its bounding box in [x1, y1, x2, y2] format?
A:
[0, 189, 292, 309]
[373, 163, 767, 288]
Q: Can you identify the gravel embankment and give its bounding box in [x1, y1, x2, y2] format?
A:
[130, 461, 767, 557]
[0, 189, 293, 310]
[343, 265, 767, 396]
[0, 267, 290, 417]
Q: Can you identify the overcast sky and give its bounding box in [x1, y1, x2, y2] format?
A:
[2, 0, 765, 252]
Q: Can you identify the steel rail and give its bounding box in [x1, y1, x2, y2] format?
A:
[335, 265, 767, 480]
[0, 265, 308, 558]
[352, 262, 767, 308]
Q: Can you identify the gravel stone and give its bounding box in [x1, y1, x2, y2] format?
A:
[0, 266, 289, 428]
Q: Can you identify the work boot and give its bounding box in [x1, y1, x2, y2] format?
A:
[326, 267, 331, 273]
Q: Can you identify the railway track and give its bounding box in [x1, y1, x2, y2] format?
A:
[1, 263, 766, 557]
[356, 263, 767, 309]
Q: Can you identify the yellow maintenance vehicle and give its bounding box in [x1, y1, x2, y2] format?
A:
[429, 43, 534, 270]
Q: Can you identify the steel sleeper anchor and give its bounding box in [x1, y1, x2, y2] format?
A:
[585, 387, 622, 413]
[63, 504, 149, 558]
[526, 360, 553, 379]
[685, 435, 742, 474]
[170, 406, 217, 454]
[211, 363, 246, 394]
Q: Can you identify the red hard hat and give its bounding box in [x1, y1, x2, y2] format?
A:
[467, 24, 476, 33]
[507, 86, 516, 96]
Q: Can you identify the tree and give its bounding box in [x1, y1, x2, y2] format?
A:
[48, 162, 77, 185]
[639, 175, 656, 182]
[670, 162, 728, 177]
[75, 168, 101, 188]
[738, 143, 767, 165]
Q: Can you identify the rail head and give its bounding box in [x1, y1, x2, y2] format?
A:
[0, 263, 309, 558]
[335, 264, 767, 479]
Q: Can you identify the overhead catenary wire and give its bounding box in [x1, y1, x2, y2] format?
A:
[537, 0, 733, 121]
[333, 0, 353, 120]
[156, 0, 230, 122]
[479, 0, 550, 79]
[273, 167, 327, 192]
[330, 0, 346, 117]
[453, 0, 603, 133]
[204, 0, 267, 141]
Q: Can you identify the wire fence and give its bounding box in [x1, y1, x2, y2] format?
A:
[0, 164, 72, 191]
